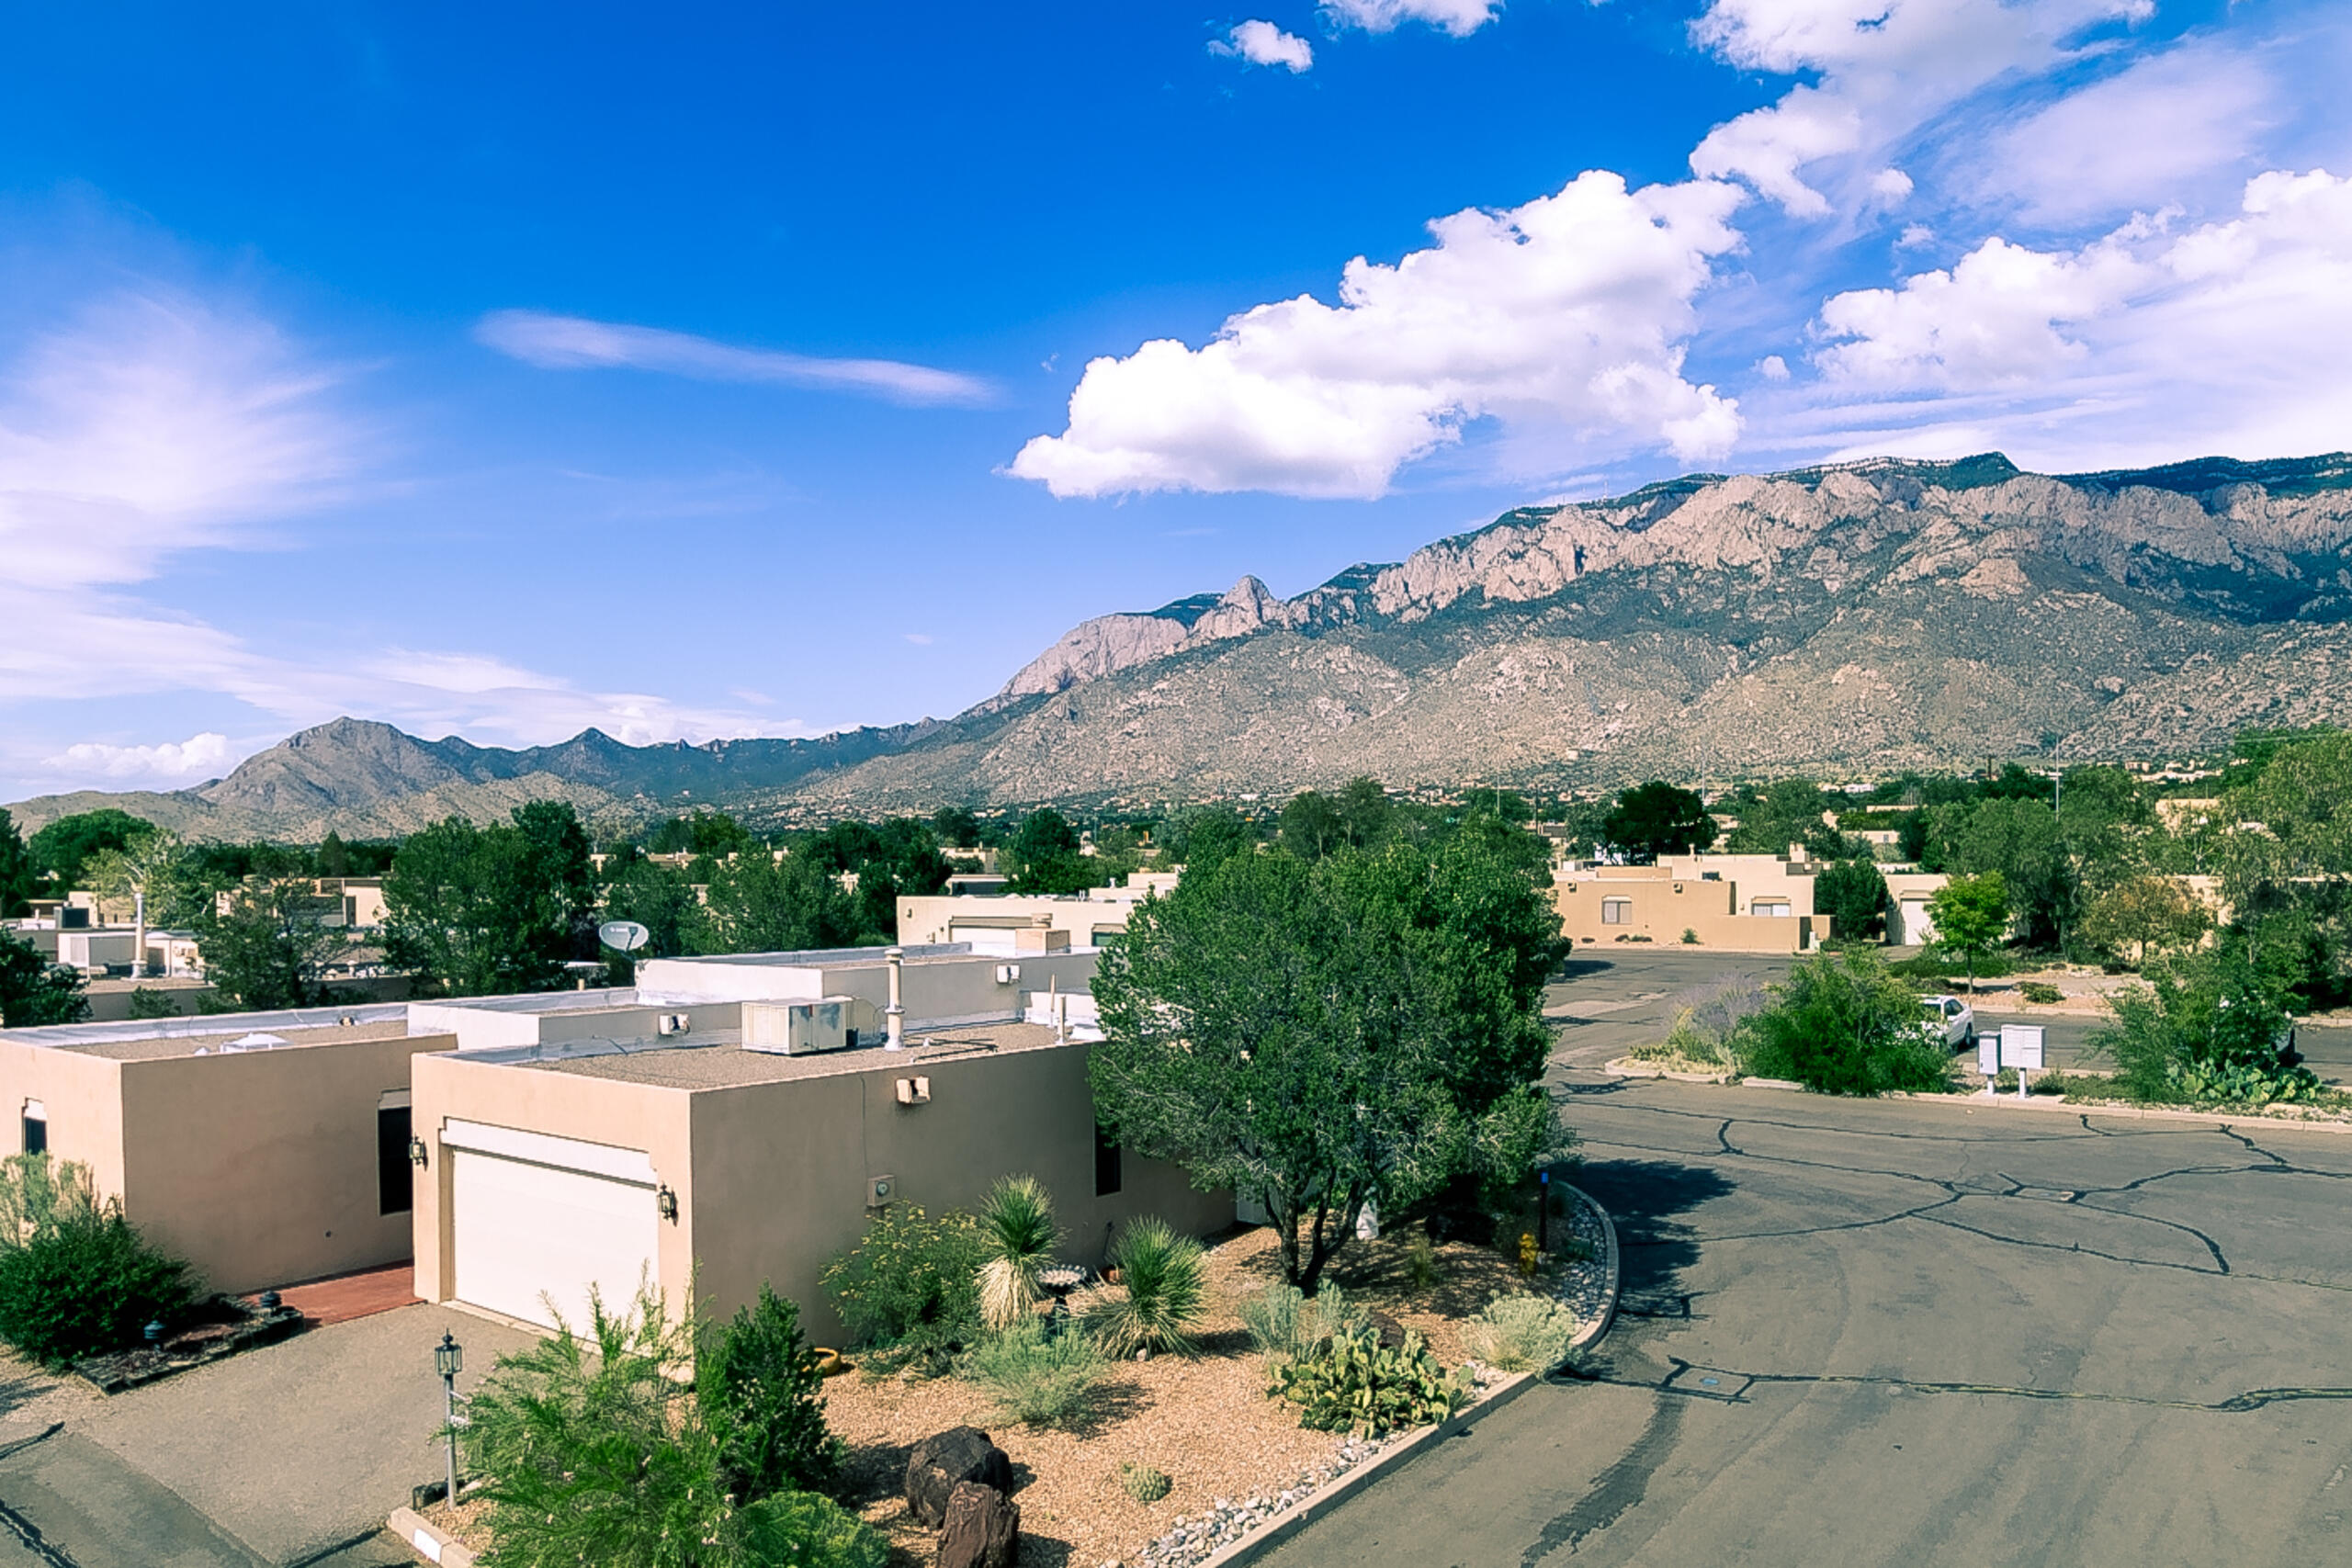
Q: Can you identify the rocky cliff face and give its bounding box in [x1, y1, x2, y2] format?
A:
[764, 451, 2352, 810]
[20, 451, 2352, 836]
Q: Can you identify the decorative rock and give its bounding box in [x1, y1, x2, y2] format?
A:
[938, 1480, 1020, 1568]
[907, 1427, 1014, 1529]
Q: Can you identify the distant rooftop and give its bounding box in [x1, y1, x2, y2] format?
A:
[471, 1020, 1072, 1091]
[55, 1019, 419, 1062]
[1, 1002, 411, 1051]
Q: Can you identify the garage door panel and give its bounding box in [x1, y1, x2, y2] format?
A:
[451, 1150, 659, 1331]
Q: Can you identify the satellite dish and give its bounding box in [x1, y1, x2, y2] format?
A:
[599, 920, 651, 953]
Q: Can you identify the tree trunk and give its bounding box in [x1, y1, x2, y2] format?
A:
[1272, 1196, 1303, 1287]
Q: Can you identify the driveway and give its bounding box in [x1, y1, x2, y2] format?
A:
[1261, 1076, 2352, 1567]
[0, 1303, 534, 1567]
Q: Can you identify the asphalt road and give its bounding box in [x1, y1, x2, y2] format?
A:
[1545, 949, 2352, 1085]
[1262, 1073, 2352, 1567]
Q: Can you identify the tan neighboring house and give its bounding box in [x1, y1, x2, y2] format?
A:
[411, 1017, 1224, 1340]
[1553, 863, 1826, 953]
[0, 1007, 440, 1293]
[897, 871, 1182, 953]
[1883, 871, 1950, 945]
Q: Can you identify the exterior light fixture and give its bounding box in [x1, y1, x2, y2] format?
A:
[657, 1185, 679, 1223]
[409, 1136, 429, 1168]
[435, 1332, 464, 1506]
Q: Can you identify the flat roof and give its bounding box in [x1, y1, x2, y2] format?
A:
[0, 1002, 411, 1050]
[59, 1019, 424, 1062]
[498, 1021, 1076, 1090]
[649, 943, 969, 969]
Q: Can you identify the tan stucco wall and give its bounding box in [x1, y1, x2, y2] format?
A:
[897, 892, 1149, 948]
[1552, 874, 1820, 953]
[0, 1043, 128, 1199]
[413, 1042, 1230, 1344]
[117, 1032, 454, 1294]
[686, 1044, 1227, 1340]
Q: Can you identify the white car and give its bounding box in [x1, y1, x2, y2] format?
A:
[1920, 995, 1976, 1050]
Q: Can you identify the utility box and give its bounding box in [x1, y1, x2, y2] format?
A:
[742, 997, 877, 1055]
[1999, 1023, 2046, 1070]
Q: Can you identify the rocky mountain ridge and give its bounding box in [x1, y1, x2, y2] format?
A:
[17, 449, 2352, 837]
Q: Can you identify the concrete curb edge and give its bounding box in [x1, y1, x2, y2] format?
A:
[1565, 1182, 1622, 1353]
[387, 1506, 475, 1568]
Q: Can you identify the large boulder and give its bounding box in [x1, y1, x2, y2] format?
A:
[906, 1427, 1013, 1528]
[937, 1480, 1020, 1568]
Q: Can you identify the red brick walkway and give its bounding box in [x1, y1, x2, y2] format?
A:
[260, 1263, 421, 1325]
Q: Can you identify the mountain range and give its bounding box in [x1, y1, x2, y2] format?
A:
[16, 449, 2352, 838]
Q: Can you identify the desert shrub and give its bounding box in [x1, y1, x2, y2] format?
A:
[966, 1318, 1108, 1427]
[468, 1284, 883, 1568]
[2018, 981, 2064, 1005]
[1119, 1461, 1171, 1504]
[820, 1205, 984, 1373]
[975, 1175, 1058, 1333]
[1241, 1280, 1371, 1365]
[1735, 951, 1953, 1096]
[1461, 1295, 1579, 1374]
[1681, 928, 1700, 944]
[1085, 1218, 1205, 1359]
[697, 1284, 842, 1504]
[1630, 1008, 1736, 1071]
[1402, 1230, 1441, 1291]
[0, 1156, 194, 1368]
[1269, 1323, 1470, 1437]
[2092, 953, 2325, 1106]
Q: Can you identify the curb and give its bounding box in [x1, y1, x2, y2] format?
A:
[1191, 1186, 1624, 1568]
[387, 1506, 475, 1568]
[1565, 1183, 1621, 1353]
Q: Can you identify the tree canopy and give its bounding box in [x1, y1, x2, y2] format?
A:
[1602, 782, 1716, 862]
[382, 804, 598, 997]
[28, 810, 151, 892]
[0, 934, 87, 1027]
[1090, 834, 1567, 1291]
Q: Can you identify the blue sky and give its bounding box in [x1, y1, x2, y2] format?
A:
[2, 0, 2348, 798]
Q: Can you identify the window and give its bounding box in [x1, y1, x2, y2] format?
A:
[20, 1100, 45, 1157]
[1754, 899, 1792, 918]
[377, 1104, 413, 1216]
[1093, 1120, 1123, 1197]
[1600, 897, 1632, 925]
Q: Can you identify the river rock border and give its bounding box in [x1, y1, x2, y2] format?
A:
[1136, 1183, 1622, 1568]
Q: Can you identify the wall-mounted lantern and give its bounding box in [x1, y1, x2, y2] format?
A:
[657, 1185, 679, 1223]
[409, 1136, 429, 1168]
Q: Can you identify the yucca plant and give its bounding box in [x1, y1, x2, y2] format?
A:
[1085, 1218, 1206, 1359]
[977, 1175, 1060, 1332]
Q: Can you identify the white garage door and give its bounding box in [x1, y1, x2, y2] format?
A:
[447, 1124, 660, 1332]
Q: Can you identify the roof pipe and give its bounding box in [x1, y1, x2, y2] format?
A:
[885, 946, 905, 1049]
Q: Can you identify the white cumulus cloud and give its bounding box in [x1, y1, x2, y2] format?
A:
[1689, 0, 2150, 217]
[1802, 168, 2352, 467]
[1322, 0, 1501, 36]
[475, 310, 993, 407]
[1011, 172, 1747, 500]
[41, 732, 235, 784]
[1213, 20, 1315, 71]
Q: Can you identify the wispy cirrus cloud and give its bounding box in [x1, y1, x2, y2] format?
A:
[475, 310, 995, 406]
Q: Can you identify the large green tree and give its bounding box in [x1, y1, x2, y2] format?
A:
[382, 804, 597, 997]
[1723, 779, 1838, 857]
[691, 852, 865, 954]
[196, 876, 352, 1010]
[28, 810, 150, 892]
[1927, 871, 2010, 993]
[0, 934, 88, 1027]
[1278, 791, 1344, 860]
[1161, 806, 1257, 872]
[0, 811, 36, 919]
[1601, 782, 1716, 863]
[1006, 808, 1096, 895]
[1091, 839, 1567, 1291]
[1814, 857, 1889, 942]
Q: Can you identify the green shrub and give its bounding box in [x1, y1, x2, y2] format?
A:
[966, 1318, 1108, 1427]
[1119, 1461, 1172, 1504]
[1402, 1230, 1441, 1291]
[1269, 1323, 1470, 1436]
[1239, 1280, 1370, 1364]
[468, 1284, 883, 1568]
[0, 1156, 194, 1368]
[2092, 953, 2325, 1106]
[976, 1175, 1058, 1333]
[1085, 1219, 1205, 1359]
[1681, 928, 1700, 945]
[1460, 1295, 1579, 1374]
[820, 1205, 983, 1373]
[1630, 1008, 1737, 1072]
[697, 1284, 842, 1504]
[1735, 951, 1953, 1096]
[2018, 981, 2064, 1005]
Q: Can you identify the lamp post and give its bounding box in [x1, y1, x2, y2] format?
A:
[435, 1331, 463, 1507]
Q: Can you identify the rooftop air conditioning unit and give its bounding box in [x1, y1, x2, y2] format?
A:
[742, 998, 877, 1055]
[994, 963, 1021, 984]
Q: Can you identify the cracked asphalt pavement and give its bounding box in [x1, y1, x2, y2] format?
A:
[1263, 954, 2352, 1567]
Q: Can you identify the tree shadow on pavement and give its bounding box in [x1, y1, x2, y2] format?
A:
[1576, 1157, 1735, 1317]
